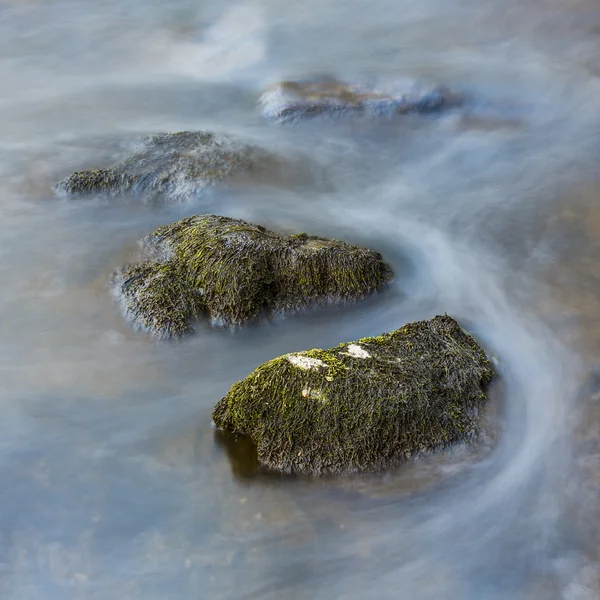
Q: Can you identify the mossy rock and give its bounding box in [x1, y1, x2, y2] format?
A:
[260, 78, 464, 123]
[112, 215, 393, 338]
[56, 131, 273, 202]
[213, 315, 496, 475]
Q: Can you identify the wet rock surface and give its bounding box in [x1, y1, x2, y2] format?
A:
[260, 78, 463, 123]
[112, 214, 393, 338]
[213, 315, 496, 475]
[56, 131, 276, 202]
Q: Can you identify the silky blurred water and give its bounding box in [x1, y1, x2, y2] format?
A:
[1, 0, 600, 598]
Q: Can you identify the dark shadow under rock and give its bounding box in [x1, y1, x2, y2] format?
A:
[213, 315, 496, 476]
[112, 215, 393, 338]
[55, 131, 282, 202]
[213, 428, 262, 479]
[260, 78, 464, 123]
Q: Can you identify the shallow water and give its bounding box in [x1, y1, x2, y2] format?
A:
[1, 0, 600, 598]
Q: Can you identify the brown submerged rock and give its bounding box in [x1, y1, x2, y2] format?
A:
[260, 78, 464, 123]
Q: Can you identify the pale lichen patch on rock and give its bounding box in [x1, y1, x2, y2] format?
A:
[287, 355, 328, 370]
[301, 387, 327, 402]
[346, 344, 371, 358]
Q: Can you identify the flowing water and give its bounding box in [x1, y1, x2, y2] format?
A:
[1, 0, 600, 598]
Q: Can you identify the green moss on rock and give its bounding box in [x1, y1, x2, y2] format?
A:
[112, 215, 393, 338]
[213, 315, 496, 475]
[56, 131, 271, 202]
[59, 168, 133, 194]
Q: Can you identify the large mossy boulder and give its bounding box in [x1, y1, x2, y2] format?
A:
[213, 315, 496, 475]
[56, 131, 275, 202]
[260, 78, 463, 123]
[112, 215, 393, 338]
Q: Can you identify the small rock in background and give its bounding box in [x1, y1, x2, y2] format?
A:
[260, 77, 464, 123]
[56, 131, 276, 203]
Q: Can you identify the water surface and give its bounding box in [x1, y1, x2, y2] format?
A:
[1, 0, 600, 598]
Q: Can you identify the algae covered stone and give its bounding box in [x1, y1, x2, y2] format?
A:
[112, 215, 393, 338]
[260, 78, 463, 123]
[212, 315, 496, 475]
[56, 131, 273, 202]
